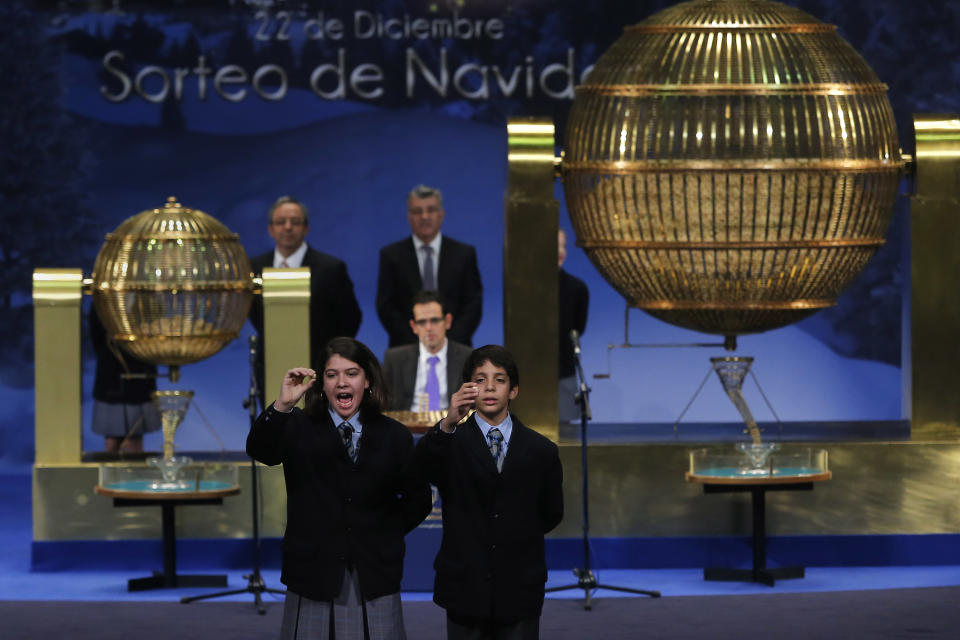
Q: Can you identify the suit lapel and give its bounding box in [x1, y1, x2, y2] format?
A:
[464, 415, 500, 475]
[355, 415, 381, 466]
[499, 415, 529, 475]
[445, 346, 462, 402]
[436, 238, 452, 291]
[315, 411, 350, 463]
[401, 239, 422, 289]
[400, 347, 418, 409]
[309, 413, 351, 505]
[250, 251, 269, 273]
[301, 246, 316, 268]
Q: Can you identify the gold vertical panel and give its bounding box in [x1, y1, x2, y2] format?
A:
[911, 114, 960, 440]
[261, 268, 311, 406]
[32, 269, 84, 464]
[505, 119, 560, 441]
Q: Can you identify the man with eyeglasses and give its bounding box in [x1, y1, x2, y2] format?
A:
[376, 184, 483, 348]
[249, 195, 362, 407]
[382, 290, 472, 412]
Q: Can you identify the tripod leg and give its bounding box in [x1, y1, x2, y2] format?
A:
[246, 571, 287, 596]
[181, 587, 251, 604]
[593, 584, 660, 598]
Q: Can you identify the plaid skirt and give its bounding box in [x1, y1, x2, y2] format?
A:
[279, 568, 406, 640]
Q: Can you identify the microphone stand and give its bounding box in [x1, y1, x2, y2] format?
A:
[181, 335, 285, 614]
[545, 330, 660, 610]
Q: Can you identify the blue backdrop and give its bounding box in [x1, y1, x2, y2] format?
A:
[2, 0, 957, 461]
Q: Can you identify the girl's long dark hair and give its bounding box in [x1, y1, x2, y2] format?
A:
[304, 337, 388, 420]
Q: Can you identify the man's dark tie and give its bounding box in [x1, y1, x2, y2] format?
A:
[339, 422, 357, 463]
[487, 428, 504, 472]
[421, 245, 436, 291]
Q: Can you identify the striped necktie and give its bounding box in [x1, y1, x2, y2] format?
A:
[487, 428, 504, 472]
[339, 422, 357, 463]
[421, 245, 436, 291]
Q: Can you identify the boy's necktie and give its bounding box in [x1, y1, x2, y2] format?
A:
[487, 428, 504, 472]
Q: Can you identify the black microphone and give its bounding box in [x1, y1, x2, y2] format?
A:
[570, 329, 581, 357]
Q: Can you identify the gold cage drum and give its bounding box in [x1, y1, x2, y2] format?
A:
[91, 197, 254, 367]
[563, 0, 902, 337]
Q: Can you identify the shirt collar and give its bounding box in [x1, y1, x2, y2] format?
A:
[412, 232, 442, 255]
[418, 338, 448, 364]
[475, 411, 512, 443]
[274, 242, 308, 268]
[328, 407, 363, 433]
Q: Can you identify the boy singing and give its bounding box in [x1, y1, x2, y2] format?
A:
[416, 345, 564, 639]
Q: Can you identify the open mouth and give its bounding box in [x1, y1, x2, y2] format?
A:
[335, 392, 355, 410]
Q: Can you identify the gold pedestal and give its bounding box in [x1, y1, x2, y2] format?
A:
[32, 269, 84, 465]
[504, 119, 560, 441]
[910, 114, 960, 440]
[261, 267, 311, 406]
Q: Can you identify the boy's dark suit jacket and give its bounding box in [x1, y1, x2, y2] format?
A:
[249, 245, 362, 371]
[381, 339, 473, 411]
[416, 414, 564, 623]
[376, 235, 483, 348]
[247, 406, 432, 602]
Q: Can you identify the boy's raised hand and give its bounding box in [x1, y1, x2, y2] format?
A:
[274, 367, 316, 413]
[441, 382, 479, 432]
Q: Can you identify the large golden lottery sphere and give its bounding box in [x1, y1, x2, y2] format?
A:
[91, 197, 254, 368]
[563, 0, 901, 338]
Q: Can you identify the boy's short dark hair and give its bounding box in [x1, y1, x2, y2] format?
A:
[462, 345, 519, 389]
[411, 290, 447, 317]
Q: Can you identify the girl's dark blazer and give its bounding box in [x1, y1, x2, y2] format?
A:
[247, 405, 432, 602]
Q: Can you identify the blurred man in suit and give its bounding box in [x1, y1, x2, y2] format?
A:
[382, 290, 472, 412]
[558, 228, 589, 423]
[249, 196, 362, 407]
[376, 185, 482, 348]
